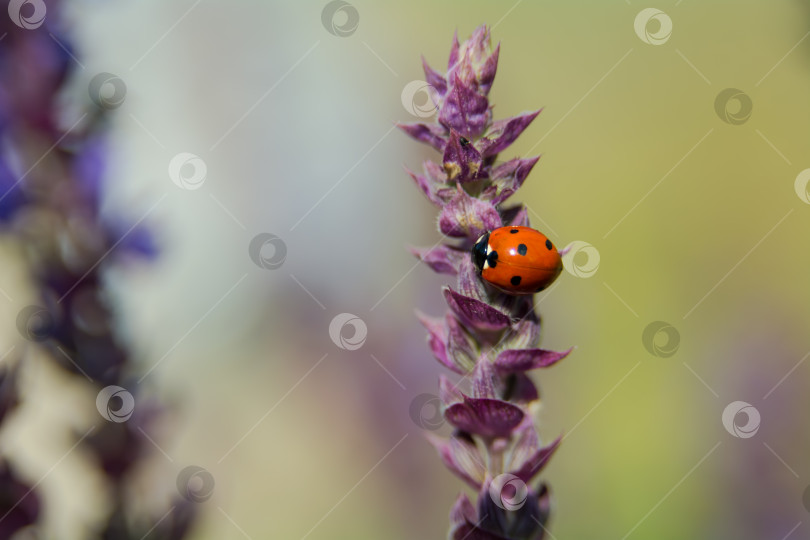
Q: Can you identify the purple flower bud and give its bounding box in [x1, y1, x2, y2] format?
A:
[450, 492, 514, 540]
[509, 436, 561, 485]
[471, 360, 500, 400]
[481, 157, 541, 205]
[448, 26, 500, 96]
[403, 165, 444, 207]
[443, 130, 483, 183]
[494, 348, 572, 373]
[477, 111, 542, 157]
[500, 319, 541, 351]
[457, 257, 490, 303]
[397, 122, 447, 152]
[417, 312, 479, 374]
[477, 43, 500, 96]
[507, 373, 540, 404]
[501, 205, 531, 228]
[410, 244, 465, 275]
[447, 31, 461, 70]
[446, 313, 478, 373]
[449, 492, 477, 527]
[477, 478, 548, 540]
[439, 74, 491, 138]
[489, 157, 541, 182]
[417, 312, 464, 374]
[429, 432, 487, 490]
[439, 374, 464, 405]
[438, 185, 502, 238]
[421, 56, 448, 96]
[444, 288, 511, 332]
[456, 259, 524, 327]
[445, 395, 524, 439]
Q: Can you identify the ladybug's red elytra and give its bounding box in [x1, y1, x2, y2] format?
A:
[471, 226, 563, 295]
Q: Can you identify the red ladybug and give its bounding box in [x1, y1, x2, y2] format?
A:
[472, 226, 563, 295]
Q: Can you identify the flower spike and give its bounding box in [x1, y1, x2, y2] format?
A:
[399, 26, 573, 539]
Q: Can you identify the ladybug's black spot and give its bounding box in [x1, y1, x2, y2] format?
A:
[511, 275, 522, 286]
[545, 239, 553, 250]
[510, 229, 519, 234]
[459, 137, 470, 147]
[487, 250, 498, 269]
[535, 284, 546, 292]
[517, 243, 528, 256]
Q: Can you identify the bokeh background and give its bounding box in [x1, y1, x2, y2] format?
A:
[1, 0, 810, 538]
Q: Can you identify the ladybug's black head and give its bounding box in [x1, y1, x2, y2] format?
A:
[471, 232, 490, 273]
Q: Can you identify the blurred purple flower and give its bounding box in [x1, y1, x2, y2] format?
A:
[0, 360, 20, 426]
[0, 5, 189, 538]
[0, 463, 40, 539]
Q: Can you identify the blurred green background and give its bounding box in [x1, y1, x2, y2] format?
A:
[3, 0, 810, 538]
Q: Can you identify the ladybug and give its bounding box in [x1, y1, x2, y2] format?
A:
[471, 226, 563, 295]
